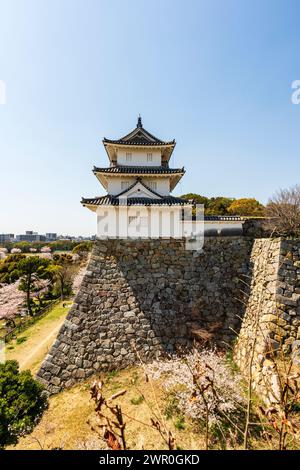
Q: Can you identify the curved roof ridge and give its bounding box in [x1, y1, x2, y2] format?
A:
[103, 121, 175, 146]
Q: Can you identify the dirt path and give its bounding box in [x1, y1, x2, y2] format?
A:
[5, 302, 70, 374]
[18, 322, 62, 370]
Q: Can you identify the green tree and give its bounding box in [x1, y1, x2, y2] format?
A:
[45, 254, 76, 300]
[13, 242, 31, 253]
[17, 256, 51, 316]
[206, 197, 235, 215]
[180, 193, 210, 209]
[227, 198, 265, 216]
[0, 360, 48, 449]
[0, 254, 25, 284]
[50, 240, 79, 252]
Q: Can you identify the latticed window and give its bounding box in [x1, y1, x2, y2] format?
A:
[126, 152, 132, 162]
[128, 216, 137, 225]
[147, 153, 153, 162]
[121, 181, 130, 190]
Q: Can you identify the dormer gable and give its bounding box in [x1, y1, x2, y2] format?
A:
[117, 179, 162, 200]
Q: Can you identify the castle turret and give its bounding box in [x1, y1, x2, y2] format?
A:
[82, 117, 191, 238]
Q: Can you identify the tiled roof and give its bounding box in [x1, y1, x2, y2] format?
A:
[204, 216, 244, 221]
[93, 166, 184, 175]
[103, 137, 175, 146]
[81, 195, 190, 207]
[103, 117, 175, 147]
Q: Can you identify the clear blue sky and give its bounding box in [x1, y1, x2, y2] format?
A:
[0, 0, 300, 236]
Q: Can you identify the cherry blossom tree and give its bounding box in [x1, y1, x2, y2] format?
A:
[0, 281, 25, 322]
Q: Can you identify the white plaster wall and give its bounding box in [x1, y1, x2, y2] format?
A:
[143, 178, 170, 195]
[117, 149, 161, 166]
[107, 176, 170, 196]
[107, 177, 136, 195]
[96, 206, 185, 239]
[204, 222, 243, 234]
[182, 220, 243, 235]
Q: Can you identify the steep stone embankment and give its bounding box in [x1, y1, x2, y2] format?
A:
[37, 238, 253, 393]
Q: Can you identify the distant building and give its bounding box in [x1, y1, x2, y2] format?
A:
[0, 234, 15, 243]
[16, 231, 46, 242]
[46, 233, 57, 241]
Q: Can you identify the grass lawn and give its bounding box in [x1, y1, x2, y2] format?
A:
[12, 366, 206, 450]
[12, 363, 300, 451]
[5, 301, 71, 374]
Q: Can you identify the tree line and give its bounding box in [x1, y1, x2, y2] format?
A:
[0, 239, 93, 253]
[180, 194, 265, 216]
[181, 185, 300, 237]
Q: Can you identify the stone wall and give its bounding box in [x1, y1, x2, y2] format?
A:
[234, 238, 300, 403]
[276, 239, 300, 354]
[37, 237, 300, 397]
[37, 238, 253, 394]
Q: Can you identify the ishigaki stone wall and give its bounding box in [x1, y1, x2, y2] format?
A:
[37, 237, 300, 396]
[37, 237, 253, 394]
[235, 238, 300, 404]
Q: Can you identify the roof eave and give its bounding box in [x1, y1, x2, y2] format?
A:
[93, 169, 108, 190]
[93, 166, 185, 176]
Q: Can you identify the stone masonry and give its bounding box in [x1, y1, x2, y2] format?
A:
[37, 237, 253, 394]
[235, 238, 300, 403]
[37, 237, 300, 397]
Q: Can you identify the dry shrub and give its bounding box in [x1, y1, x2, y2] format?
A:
[265, 185, 300, 237]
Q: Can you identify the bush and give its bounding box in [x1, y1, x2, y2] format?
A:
[72, 241, 93, 256]
[0, 360, 48, 448]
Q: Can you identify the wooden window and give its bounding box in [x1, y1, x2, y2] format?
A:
[126, 152, 132, 162]
[147, 153, 153, 162]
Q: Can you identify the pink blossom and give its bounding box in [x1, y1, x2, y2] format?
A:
[40, 246, 51, 253]
[147, 349, 245, 429]
[11, 248, 22, 254]
[0, 281, 25, 320]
